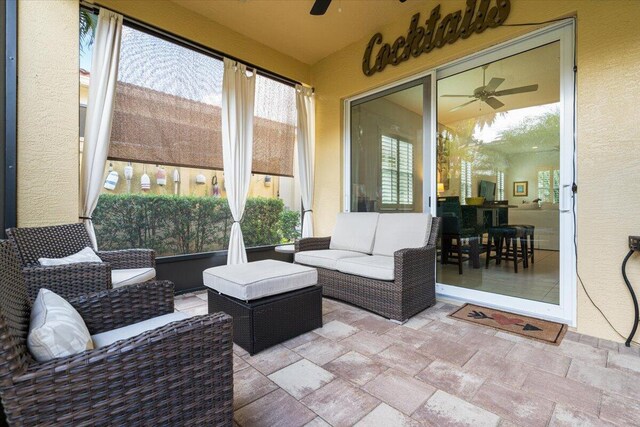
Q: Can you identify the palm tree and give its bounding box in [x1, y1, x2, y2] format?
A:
[80, 9, 97, 53]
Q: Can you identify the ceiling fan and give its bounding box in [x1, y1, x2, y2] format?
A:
[442, 65, 539, 112]
[311, 0, 407, 16]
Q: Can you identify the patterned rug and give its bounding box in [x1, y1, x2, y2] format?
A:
[449, 303, 568, 345]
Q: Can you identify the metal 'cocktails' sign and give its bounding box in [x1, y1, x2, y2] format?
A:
[362, 0, 511, 76]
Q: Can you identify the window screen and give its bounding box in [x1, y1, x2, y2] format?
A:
[109, 25, 296, 177]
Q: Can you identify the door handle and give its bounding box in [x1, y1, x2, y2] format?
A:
[559, 184, 572, 213]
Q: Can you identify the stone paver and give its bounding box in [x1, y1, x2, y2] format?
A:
[472, 381, 555, 427]
[548, 405, 616, 427]
[362, 369, 435, 415]
[413, 390, 500, 427]
[416, 359, 485, 400]
[175, 293, 640, 426]
[293, 336, 349, 365]
[354, 403, 420, 427]
[324, 351, 387, 386]
[521, 369, 601, 415]
[599, 392, 640, 426]
[233, 366, 279, 410]
[268, 359, 335, 399]
[243, 344, 302, 376]
[301, 379, 380, 427]
[373, 344, 433, 375]
[607, 350, 640, 374]
[567, 360, 640, 400]
[315, 320, 359, 340]
[234, 389, 316, 427]
[506, 343, 572, 376]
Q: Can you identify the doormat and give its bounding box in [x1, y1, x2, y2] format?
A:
[449, 303, 568, 345]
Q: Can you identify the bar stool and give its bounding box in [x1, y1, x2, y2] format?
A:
[485, 226, 524, 273]
[501, 224, 535, 266]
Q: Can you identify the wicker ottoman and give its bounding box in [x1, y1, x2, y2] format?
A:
[203, 260, 321, 355]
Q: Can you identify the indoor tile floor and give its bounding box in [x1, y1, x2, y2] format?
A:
[438, 249, 560, 304]
[175, 292, 640, 427]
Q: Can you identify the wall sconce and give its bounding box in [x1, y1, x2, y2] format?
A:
[264, 175, 272, 187]
[437, 183, 445, 195]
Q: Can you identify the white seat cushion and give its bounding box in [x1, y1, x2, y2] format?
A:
[92, 312, 189, 348]
[295, 249, 368, 271]
[111, 268, 156, 288]
[38, 247, 102, 266]
[28, 289, 94, 362]
[372, 213, 433, 257]
[203, 260, 317, 301]
[329, 213, 380, 254]
[336, 255, 395, 281]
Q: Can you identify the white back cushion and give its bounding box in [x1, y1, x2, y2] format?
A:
[372, 213, 433, 256]
[28, 289, 94, 362]
[329, 213, 380, 254]
[38, 247, 102, 266]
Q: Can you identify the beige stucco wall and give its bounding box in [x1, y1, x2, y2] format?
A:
[310, 0, 640, 342]
[17, 0, 80, 226]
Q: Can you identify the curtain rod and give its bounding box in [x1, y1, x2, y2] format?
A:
[79, 1, 309, 90]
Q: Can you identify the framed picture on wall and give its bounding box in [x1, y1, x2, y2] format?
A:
[513, 181, 528, 197]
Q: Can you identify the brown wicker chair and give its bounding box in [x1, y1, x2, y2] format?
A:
[0, 240, 233, 426]
[6, 223, 155, 302]
[295, 217, 441, 322]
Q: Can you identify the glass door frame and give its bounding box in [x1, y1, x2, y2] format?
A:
[343, 20, 576, 326]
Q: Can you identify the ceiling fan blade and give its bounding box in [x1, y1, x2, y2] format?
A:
[450, 99, 478, 112]
[483, 77, 505, 93]
[484, 97, 505, 110]
[310, 0, 332, 15]
[440, 94, 475, 98]
[493, 84, 539, 97]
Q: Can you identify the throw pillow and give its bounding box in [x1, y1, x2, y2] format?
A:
[38, 247, 102, 266]
[27, 289, 94, 362]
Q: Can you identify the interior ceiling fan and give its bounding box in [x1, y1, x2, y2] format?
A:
[310, 0, 406, 16]
[442, 65, 539, 112]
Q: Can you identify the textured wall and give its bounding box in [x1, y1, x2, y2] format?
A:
[17, 0, 80, 226]
[310, 0, 640, 342]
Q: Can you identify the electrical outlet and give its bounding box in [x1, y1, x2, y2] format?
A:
[629, 236, 640, 252]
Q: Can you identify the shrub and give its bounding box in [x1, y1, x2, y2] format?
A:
[93, 194, 300, 257]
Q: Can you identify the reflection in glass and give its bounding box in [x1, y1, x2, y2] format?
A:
[436, 42, 561, 305]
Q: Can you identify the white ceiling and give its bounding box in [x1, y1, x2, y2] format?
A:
[169, 0, 422, 65]
[437, 42, 561, 125]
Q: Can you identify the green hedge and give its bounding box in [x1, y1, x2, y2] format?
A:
[93, 194, 300, 257]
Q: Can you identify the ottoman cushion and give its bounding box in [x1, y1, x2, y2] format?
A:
[203, 260, 317, 301]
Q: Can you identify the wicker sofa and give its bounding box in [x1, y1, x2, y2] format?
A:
[6, 223, 156, 302]
[0, 240, 233, 426]
[295, 213, 441, 322]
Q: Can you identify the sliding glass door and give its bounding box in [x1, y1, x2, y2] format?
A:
[345, 22, 575, 325]
[433, 24, 575, 324]
[347, 78, 430, 213]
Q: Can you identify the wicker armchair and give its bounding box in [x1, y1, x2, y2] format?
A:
[0, 240, 233, 426]
[295, 217, 441, 322]
[6, 223, 155, 302]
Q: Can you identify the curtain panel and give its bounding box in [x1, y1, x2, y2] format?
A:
[296, 85, 316, 238]
[221, 58, 256, 264]
[80, 9, 123, 249]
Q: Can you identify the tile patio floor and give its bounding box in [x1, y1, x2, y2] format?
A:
[175, 292, 640, 427]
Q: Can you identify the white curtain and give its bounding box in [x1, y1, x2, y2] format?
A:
[296, 85, 316, 238]
[80, 9, 123, 249]
[221, 58, 256, 264]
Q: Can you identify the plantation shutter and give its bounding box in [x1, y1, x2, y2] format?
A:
[109, 25, 297, 177]
[398, 140, 413, 205]
[381, 135, 398, 205]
